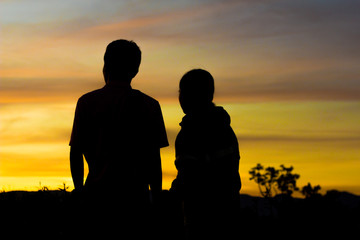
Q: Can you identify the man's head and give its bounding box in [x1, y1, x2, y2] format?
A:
[179, 69, 215, 114]
[103, 39, 141, 83]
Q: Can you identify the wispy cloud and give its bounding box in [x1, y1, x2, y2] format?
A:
[1, 1, 360, 191]
[1, 0, 360, 102]
[0, 102, 74, 144]
[238, 134, 360, 143]
[0, 77, 103, 103]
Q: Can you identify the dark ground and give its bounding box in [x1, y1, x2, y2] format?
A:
[1, 189, 359, 239]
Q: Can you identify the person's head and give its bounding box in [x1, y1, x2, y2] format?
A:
[179, 69, 215, 114]
[103, 39, 141, 84]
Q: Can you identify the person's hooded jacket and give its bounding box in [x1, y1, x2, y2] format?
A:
[171, 105, 241, 199]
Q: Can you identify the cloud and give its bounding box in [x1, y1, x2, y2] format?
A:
[0, 77, 104, 103]
[237, 134, 360, 143]
[4, 0, 360, 47]
[1, 0, 360, 102]
[0, 102, 75, 145]
[215, 76, 360, 102]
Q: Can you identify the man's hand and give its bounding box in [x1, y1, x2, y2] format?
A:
[70, 146, 84, 190]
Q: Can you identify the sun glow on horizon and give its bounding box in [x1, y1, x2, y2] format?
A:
[1, 0, 360, 196]
[1, 101, 359, 196]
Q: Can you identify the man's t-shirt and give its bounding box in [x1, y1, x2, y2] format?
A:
[70, 84, 168, 193]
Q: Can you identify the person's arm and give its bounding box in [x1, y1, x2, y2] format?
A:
[149, 101, 167, 201]
[70, 146, 84, 190]
[149, 148, 162, 200]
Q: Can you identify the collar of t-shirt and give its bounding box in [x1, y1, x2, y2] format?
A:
[105, 81, 132, 89]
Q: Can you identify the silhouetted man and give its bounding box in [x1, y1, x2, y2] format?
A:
[69, 39, 168, 237]
[171, 69, 241, 239]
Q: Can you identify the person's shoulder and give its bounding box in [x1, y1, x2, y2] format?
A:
[212, 106, 231, 125]
[132, 89, 160, 106]
[77, 87, 105, 104]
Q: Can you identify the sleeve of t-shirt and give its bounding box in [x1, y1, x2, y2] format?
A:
[155, 102, 169, 148]
[69, 98, 85, 149]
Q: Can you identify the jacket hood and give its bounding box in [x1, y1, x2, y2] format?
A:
[180, 106, 231, 129]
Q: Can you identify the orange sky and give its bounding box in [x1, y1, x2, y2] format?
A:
[1, 100, 359, 196]
[1, 0, 360, 196]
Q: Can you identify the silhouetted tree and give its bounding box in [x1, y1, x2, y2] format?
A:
[276, 165, 300, 196]
[249, 164, 279, 197]
[249, 164, 300, 197]
[301, 183, 321, 198]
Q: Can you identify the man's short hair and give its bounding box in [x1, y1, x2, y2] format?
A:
[104, 39, 141, 80]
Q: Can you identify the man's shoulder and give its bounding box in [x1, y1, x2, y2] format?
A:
[77, 87, 105, 103]
[131, 89, 160, 106]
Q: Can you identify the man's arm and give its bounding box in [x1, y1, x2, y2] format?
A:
[70, 146, 84, 190]
[149, 148, 162, 199]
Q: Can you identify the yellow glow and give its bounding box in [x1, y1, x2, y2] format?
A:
[2, 101, 359, 196]
[1, 0, 360, 196]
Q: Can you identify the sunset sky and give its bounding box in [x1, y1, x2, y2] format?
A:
[1, 0, 360, 196]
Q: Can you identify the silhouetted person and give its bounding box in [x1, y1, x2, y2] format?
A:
[69, 39, 168, 237]
[170, 69, 241, 239]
